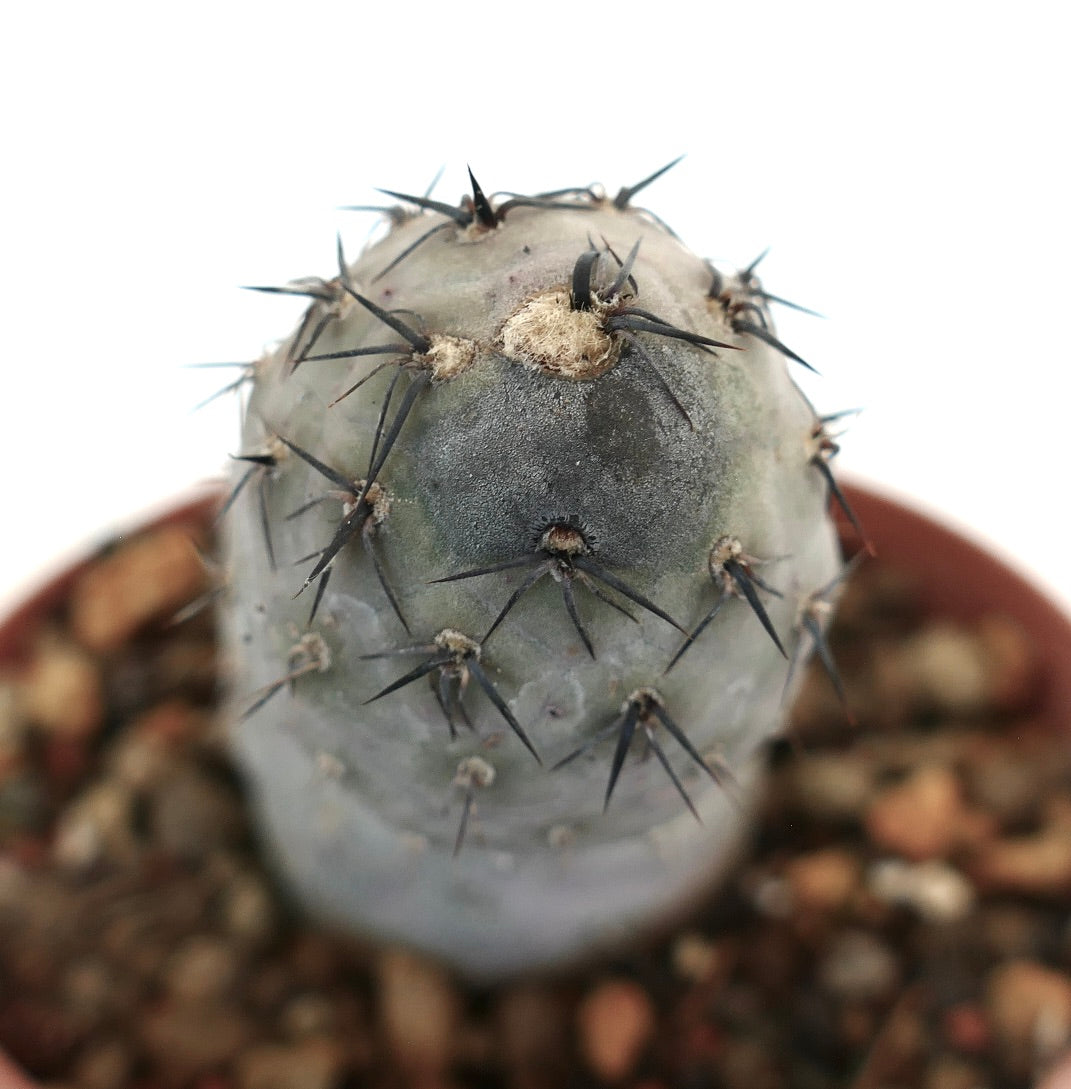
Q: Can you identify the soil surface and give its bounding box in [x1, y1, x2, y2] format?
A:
[1, 516, 1070, 1089]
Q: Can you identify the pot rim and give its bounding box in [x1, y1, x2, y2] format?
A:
[1, 479, 1070, 1089]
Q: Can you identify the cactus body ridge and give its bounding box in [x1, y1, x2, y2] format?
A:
[222, 167, 845, 979]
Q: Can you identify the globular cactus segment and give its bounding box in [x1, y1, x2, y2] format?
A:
[221, 164, 852, 979]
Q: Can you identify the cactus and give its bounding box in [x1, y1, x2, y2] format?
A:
[221, 164, 849, 980]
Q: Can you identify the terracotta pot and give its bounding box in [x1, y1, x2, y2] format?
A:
[1, 482, 1069, 1088]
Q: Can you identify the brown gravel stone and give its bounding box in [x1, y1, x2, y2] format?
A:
[278, 993, 337, 1040]
[136, 699, 212, 748]
[139, 1001, 253, 1078]
[777, 750, 876, 821]
[163, 934, 240, 1004]
[1039, 1050, 1071, 1089]
[942, 1001, 991, 1053]
[19, 633, 103, 740]
[70, 526, 208, 653]
[235, 1037, 347, 1089]
[69, 1037, 132, 1089]
[495, 984, 570, 1074]
[783, 846, 860, 914]
[867, 858, 975, 922]
[968, 824, 1071, 897]
[59, 958, 125, 1035]
[896, 624, 990, 716]
[968, 799, 1071, 898]
[865, 764, 996, 861]
[219, 870, 277, 948]
[576, 978, 656, 1082]
[0, 682, 28, 780]
[149, 762, 246, 859]
[51, 781, 139, 870]
[375, 948, 461, 1075]
[962, 729, 1068, 827]
[670, 932, 727, 985]
[817, 929, 900, 1001]
[986, 960, 1071, 1076]
[977, 614, 1041, 711]
[718, 1037, 782, 1089]
[286, 933, 344, 989]
[924, 1054, 988, 1089]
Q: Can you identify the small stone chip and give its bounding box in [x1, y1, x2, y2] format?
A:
[163, 934, 239, 1004]
[986, 960, 1071, 1072]
[865, 764, 995, 861]
[236, 1038, 347, 1089]
[70, 525, 209, 652]
[968, 826, 1071, 897]
[19, 633, 103, 740]
[784, 847, 860, 914]
[52, 781, 138, 870]
[376, 948, 460, 1074]
[868, 858, 976, 922]
[898, 624, 990, 715]
[577, 978, 656, 1081]
[817, 929, 900, 1001]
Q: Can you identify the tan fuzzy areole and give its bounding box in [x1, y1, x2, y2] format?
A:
[498, 290, 620, 379]
[421, 335, 477, 381]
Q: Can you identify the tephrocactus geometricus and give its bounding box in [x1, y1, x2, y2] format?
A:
[220, 163, 853, 979]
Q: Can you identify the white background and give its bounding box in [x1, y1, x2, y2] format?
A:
[2, 3, 1068, 617]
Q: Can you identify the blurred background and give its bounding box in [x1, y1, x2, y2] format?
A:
[2, 2, 1068, 615]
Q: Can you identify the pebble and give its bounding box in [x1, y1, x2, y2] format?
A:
[219, 871, 277, 947]
[69, 525, 209, 653]
[0, 682, 27, 780]
[104, 731, 170, 793]
[235, 1038, 347, 1089]
[0, 770, 46, 835]
[963, 732, 1058, 826]
[495, 984, 569, 1073]
[817, 929, 899, 1001]
[375, 949, 460, 1074]
[867, 858, 976, 922]
[865, 765, 995, 861]
[779, 750, 875, 821]
[976, 614, 1040, 712]
[924, 1054, 987, 1089]
[69, 1037, 131, 1089]
[986, 960, 1071, 1074]
[783, 846, 860, 914]
[19, 633, 103, 741]
[278, 993, 337, 1040]
[59, 959, 121, 1030]
[163, 934, 240, 1004]
[942, 1001, 991, 1053]
[51, 781, 138, 870]
[896, 624, 990, 716]
[671, 932, 726, 985]
[968, 820, 1071, 897]
[139, 1001, 252, 1077]
[1039, 1049, 1071, 1089]
[150, 763, 246, 859]
[576, 978, 656, 1082]
[718, 1037, 782, 1089]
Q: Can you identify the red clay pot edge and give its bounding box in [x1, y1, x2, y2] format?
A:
[0, 489, 221, 667]
[1, 481, 1070, 1088]
[837, 480, 1071, 728]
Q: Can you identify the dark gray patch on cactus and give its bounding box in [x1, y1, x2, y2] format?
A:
[221, 167, 846, 980]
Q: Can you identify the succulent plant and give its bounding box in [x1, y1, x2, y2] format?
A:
[221, 163, 853, 980]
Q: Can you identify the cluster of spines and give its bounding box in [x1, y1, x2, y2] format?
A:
[218, 163, 864, 852]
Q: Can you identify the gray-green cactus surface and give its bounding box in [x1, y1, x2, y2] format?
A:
[221, 166, 848, 979]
